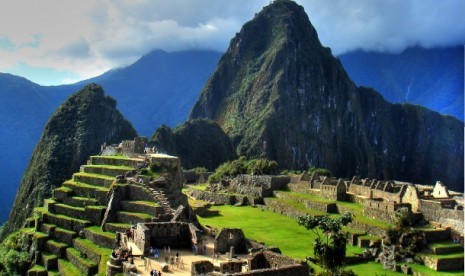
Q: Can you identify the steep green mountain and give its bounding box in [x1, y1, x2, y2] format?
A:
[1, 84, 136, 239]
[339, 46, 464, 120]
[189, 1, 464, 191]
[0, 50, 220, 224]
[151, 119, 236, 170]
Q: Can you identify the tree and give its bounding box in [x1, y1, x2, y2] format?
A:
[298, 213, 353, 275]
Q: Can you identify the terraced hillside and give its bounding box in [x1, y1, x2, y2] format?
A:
[25, 155, 176, 275]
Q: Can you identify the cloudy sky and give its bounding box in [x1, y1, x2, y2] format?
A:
[1, 0, 464, 85]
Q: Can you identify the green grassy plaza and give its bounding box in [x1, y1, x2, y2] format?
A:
[197, 205, 464, 276]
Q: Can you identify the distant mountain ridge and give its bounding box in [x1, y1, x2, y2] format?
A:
[189, 1, 464, 190]
[339, 46, 464, 120]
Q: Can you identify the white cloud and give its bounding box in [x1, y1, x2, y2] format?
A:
[298, 0, 465, 54]
[0, 0, 464, 85]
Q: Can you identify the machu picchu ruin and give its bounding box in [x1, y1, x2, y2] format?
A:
[1, 1, 464, 276]
[21, 138, 311, 276]
[187, 169, 464, 274]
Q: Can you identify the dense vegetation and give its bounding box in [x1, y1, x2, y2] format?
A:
[208, 156, 278, 182]
[1, 84, 137, 240]
[0, 230, 32, 275]
[151, 119, 236, 171]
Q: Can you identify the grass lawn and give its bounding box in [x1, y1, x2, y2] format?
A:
[197, 205, 464, 276]
[347, 262, 405, 275]
[197, 205, 364, 260]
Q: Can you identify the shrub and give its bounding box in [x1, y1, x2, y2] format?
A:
[189, 167, 209, 176]
[208, 157, 279, 183]
[308, 167, 332, 177]
[0, 231, 32, 275]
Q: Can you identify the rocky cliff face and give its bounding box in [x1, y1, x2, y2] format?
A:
[151, 119, 236, 170]
[189, 0, 464, 190]
[2, 84, 136, 238]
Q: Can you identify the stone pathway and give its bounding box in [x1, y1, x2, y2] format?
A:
[127, 241, 143, 256]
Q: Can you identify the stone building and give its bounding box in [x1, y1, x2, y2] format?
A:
[191, 250, 309, 276]
[133, 222, 202, 255]
[214, 228, 248, 254]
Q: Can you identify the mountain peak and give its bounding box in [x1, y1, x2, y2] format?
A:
[189, 0, 463, 190]
[225, 0, 324, 62]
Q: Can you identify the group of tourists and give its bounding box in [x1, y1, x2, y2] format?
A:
[148, 245, 185, 271]
[149, 268, 162, 276]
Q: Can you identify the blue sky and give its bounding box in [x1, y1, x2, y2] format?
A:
[1, 0, 464, 86]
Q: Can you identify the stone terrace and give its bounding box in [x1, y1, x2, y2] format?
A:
[26, 154, 176, 275]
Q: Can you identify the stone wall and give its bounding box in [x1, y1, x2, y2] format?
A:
[319, 184, 347, 201]
[134, 222, 196, 254]
[246, 251, 309, 276]
[273, 191, 337, 213]
[401, 185, 421, 212]
[127, 184, 156, 202]
[346, 193, 369, 204]
[220, 261, 243, 274]
[188, 188, 236, 205]
[420, 199, 464, 233]
[229, 175, 290, 198]
[363, 200, 411, 223]
[348, 183, 374, 198]
[214, 228, 247, 254]
[347, 220, 388, 237]
[348, 180, 409, 204]
[372, 188, 403, 203]
[422, 228, 451, 243]
[261, 199, 310, 219]
[191, 260, 214, 275]
[149, 154, 183, 191]
[421, 254, 464, 271]
[286, 183, 322, 197]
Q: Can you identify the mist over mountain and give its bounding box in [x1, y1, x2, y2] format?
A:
[339, 46, 464, 120]
[190, 1, 464, 190]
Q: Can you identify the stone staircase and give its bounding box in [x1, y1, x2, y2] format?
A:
[148, 186, 174, 214]
[26, 155, 160, 276]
